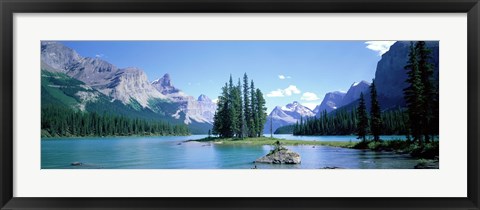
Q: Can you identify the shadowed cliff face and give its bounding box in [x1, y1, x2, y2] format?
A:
[313, 81, 370, 116]
[314, 91, 346, 114]
[374, 41, 439, 106]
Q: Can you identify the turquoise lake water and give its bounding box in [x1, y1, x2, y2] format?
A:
[41, 134, 418, 169]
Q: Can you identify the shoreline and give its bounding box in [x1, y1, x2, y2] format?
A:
[190, 137, 439, 160]
[41, 134, 196, 139]
[189, 137, 357, 148]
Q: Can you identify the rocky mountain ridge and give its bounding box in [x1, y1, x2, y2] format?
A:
[41, 41, 216, 128]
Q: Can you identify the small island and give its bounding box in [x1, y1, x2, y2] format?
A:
[255, 141, 301, 164]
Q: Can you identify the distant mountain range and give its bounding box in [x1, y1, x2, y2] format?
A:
[313, 80, 371, 115]
[41, 41, 217, 134]
[265, 41, 439, 134]
[42, 41, 439, 135]
[264, 80, 370, 134]
[264, 101, 315, 134]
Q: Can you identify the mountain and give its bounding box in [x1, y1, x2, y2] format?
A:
[151, 73, 180, 95]
[313, 91, 346, 114]
[343, 80, 370, 104]
[151, 74, 217, 124]
[196, 94, 217, 123]
[313, 80, 370, 115]
[330, 41, 439, 113]
[41, 70, 175, 122]
[264, 101, 315, 134]
[41, 41, 165, 108]
[41, 41, 215, 133]
[374, 41, 439, 108]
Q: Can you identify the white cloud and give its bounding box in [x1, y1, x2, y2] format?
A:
[278, 75, 291, 80]
[365, 41, 396, 56]
[212, 98, 219, 104]
[301, 92, 320, 101]
[266, 85, 301, 97]
[284, 85, 301, 96]
[95, 54, 104, 58]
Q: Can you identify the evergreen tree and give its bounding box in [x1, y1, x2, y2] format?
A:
[250, 80, 257, 137]
[369, 79, 382, 142]
[288, 107, 407, 136]
[243, 73, 251, 137]
[234, 79, 244, 138]
[255, 88, 267, 137]
[213, 83, 233, 138]
[228, 75, 238, 137]
[404, 42, 425, 144]
[356, 92, 368, 142]
[41, 105, 189, 137]
[416, 41, 436, 143]
[212, 74, 267, 139]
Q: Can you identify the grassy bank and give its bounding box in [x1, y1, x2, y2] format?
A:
[353, 140, 439, 159]
[193, 137, 439, 159]
[191, 137, 357, 148]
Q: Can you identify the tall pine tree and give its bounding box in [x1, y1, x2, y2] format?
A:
[369, 79, 382, 142]
[250, 80, 257, 137]
[356, 92, 368, 142]
[243, 73, 251, 137]
[255, 88, 267, 137]
[416, 41, 436, 143]
[404, 42, 425, 144]
[213, 83, 233, 138]
[234, 79, 244, 138]
[228, 75, 238, 137]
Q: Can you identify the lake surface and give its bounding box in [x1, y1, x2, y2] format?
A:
[41, 134, 418, 169]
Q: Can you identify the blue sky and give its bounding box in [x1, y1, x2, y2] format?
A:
[59, 41, 395, 113]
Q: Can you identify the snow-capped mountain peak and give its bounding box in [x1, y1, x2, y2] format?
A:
[264, 101, 315, 134]
[351, 80, 370, 88]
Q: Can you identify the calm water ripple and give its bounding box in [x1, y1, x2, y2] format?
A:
[41, 135, 418, 169]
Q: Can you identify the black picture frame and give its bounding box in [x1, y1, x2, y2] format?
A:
[1, 0, 479, 209]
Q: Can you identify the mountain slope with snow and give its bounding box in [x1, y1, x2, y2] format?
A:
[41, 41, 216, 133]
[150, 74, 217, 124]
[264, 101, 315, 134]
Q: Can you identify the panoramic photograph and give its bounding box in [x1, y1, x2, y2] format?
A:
[41, 40, 439, 169]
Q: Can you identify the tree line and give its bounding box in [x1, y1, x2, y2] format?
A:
[213, 73, 267, 138]
[290, 83, 408, 137]
[403, 41, 438, 144]
[291, 41, 437, 144]
[41, 105, 190, 137]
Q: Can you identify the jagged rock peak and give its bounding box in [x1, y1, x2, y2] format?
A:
[152, 73, 171, 84]
[351, 80, 370, 87]
[151, 73, 180, 95]
[198, 94, 211, 102]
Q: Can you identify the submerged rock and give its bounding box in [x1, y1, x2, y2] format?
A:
[71, 162, 83, 166]
[321, 166, 343, 169]
[255, 141, 301, 164]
